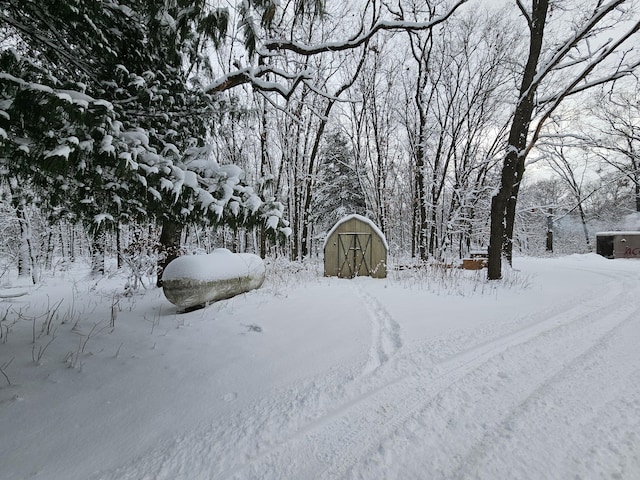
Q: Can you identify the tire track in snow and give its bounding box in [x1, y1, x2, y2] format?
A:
[209, 266, 632, 480]
[193, 284, 406, 479]
[92, 279, 409, 480]
[449, 299, 640, 480]
[313, 268, 635, 479]
[212, 267, 632, 479]
[91, 360, 362, 480]
[324, 266, 640, 480]
[354, 284, 402, 376]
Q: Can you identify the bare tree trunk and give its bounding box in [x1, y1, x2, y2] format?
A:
[503, 176, 524, 266]
[546, 209, 553, 252]
[290, 172, 301, 260]
[8, 177, 38, 283]
[69, 223, 76, 263]
[59, 223, 67, 261]
[414, 88, 430, 260]
[156, 219, 183, 287]
[411, 173, 419, 258]
[44, 228, 54, 271]
[116, 222, 124, 269]
[488, 0, 549, 280]
[300, 47, 368, 258]
[15, 203, 37, 284]
[578, 203, 591, 250]
[259, 81, 271, 259]
[90, 225, 105, 276]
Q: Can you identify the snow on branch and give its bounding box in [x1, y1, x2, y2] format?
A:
[205, 65, 312, 99]
[262, 0, 470, 56]
[0, 73, 114, 111]
[529, 0, 634, 94]
[538, 63, 640, 105]
[526, 18, 640, 159]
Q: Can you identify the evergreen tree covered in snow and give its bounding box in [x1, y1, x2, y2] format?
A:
[0, 0, 288, 240]
[312, 131, 366, 234]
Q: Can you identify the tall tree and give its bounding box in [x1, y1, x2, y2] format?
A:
[311, 130, 366, 235]
[402, 7, 514, 260]
[487, 0, 640, 279]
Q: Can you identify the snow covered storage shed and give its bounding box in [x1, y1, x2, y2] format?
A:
[324, 214, 388, 278]
[596, 231, 640, 259]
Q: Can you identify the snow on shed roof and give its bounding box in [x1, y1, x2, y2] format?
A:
[596, 231, 640, 236]
[323, 214, 389, 251]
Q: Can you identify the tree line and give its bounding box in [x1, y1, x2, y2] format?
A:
[1, 0, 639, 284]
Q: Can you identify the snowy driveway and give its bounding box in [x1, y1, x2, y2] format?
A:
[1, 255, 639, 479]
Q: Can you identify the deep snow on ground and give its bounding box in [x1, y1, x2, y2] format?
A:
[0, 254, 639, 480]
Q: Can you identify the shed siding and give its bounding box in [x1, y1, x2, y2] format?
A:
[324, 216, 387, 278]
[596, 232, 640, 259]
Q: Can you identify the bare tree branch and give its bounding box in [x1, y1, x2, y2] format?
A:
[525, 18, 640, 158]
[262, 0, 470, 55]
[515, 0, 533, 31]
[526, 0, 632, 96]
[205, 65, 312, 99]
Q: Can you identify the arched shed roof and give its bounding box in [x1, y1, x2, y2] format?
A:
[323, 214, 388, 251]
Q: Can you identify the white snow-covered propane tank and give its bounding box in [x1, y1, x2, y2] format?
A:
[162, 248, 266, 310]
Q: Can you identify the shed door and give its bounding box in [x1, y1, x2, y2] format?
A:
[596, 235, 614, 258]
[337, 233, 372, 278]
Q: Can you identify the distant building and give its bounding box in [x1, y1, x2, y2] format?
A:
[596, 232, 640, 259]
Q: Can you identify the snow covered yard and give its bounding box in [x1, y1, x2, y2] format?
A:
[1, 254, 639, 480]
